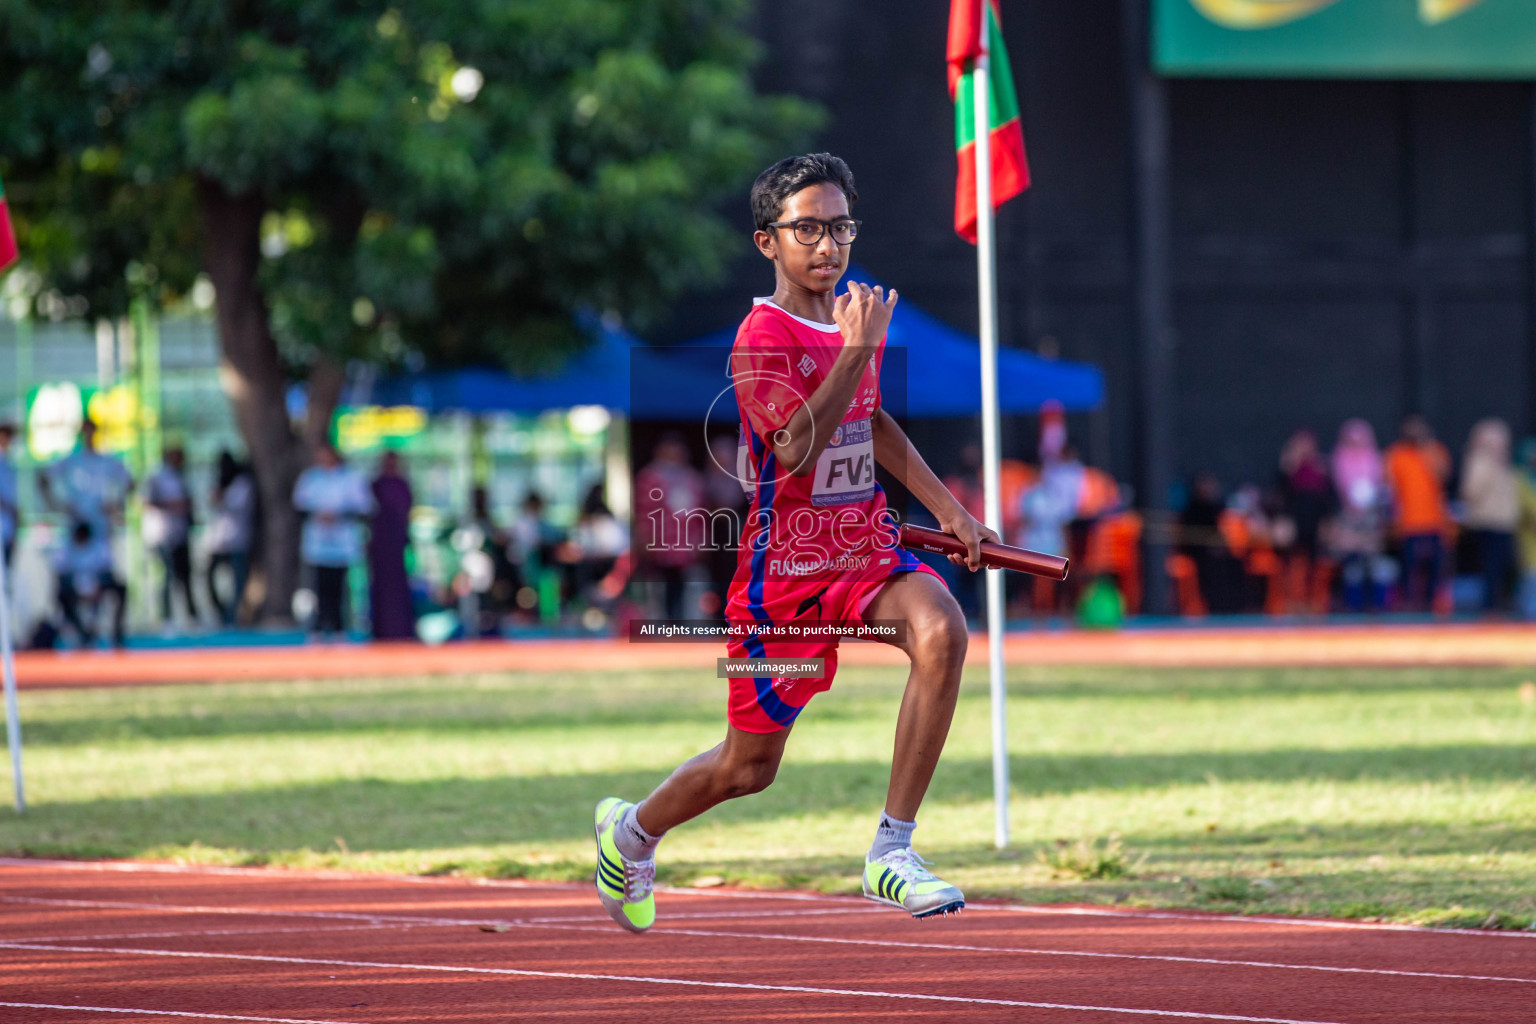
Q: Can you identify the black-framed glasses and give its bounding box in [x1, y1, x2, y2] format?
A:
[767, 217, 861, 246]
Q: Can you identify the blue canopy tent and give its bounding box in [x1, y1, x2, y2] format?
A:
[363, 321, 633, 412]
[662, 286, 1102, 418]
[361, 268, 1103, 418]
[360, 318, 731, 416]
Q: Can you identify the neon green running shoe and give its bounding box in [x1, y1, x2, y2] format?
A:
[863, 847, 965, 919]
[593, 797, 656, 934]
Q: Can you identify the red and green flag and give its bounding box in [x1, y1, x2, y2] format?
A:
[948, 0, 1030, 243]
[0, 174, 17, 274]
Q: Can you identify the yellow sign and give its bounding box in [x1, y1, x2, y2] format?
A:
[1419, 0, 1485, 24]
[87, 385, 154, 454]
[1190, 0, 1486, 29]
[336, 405, 428, 452]
[1158, 0, 1531, 77]
[1188, 0, 1342, 30]
[25, 382, 157, 460]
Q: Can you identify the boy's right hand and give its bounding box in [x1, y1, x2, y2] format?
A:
[833, 282, 897, 350]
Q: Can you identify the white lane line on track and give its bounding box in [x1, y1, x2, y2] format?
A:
[986, 903, 1536, 939]
[0, 942, 1352, 1024]
[0, 1004, 371, 1024]
[5, 858, 1534, 940]
[1, 894, 884, 932]
[3, 893, 882, 926]
[0, 856, 585, 892]
[9, 893, 1530, 986]
[0, 895, 487, 927]
[14, 923, 407, 944]
[535, 921, 1536, 987]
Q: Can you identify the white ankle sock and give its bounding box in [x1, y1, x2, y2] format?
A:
[615, 803, 662, 862]
[868, 812, 916, 861]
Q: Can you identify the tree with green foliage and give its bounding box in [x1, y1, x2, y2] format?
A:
[0, 0, 819, 619]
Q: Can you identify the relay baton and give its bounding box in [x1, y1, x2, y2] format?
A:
[898, 523, 1070, 581]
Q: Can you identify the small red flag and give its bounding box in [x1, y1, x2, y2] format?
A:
[0, 175, 17, 274]
[948, 0, 1030, 243]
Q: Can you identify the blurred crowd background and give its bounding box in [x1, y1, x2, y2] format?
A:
[2, 392, 1533, 647]
[5, 1, 1536, 645]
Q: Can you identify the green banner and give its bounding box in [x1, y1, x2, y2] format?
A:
[25, 382, 154, 461]
[1154, 0, 1536, 78]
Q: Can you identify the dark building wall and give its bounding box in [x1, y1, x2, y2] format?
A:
[652, 0, 1536, 497]
[1167, 77, 1532, 490]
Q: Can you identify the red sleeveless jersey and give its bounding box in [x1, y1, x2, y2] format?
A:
[727, 298, 892, 595]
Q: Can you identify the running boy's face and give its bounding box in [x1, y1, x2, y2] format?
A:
[753, 182, 850, 295]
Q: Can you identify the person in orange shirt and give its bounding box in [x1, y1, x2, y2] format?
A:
[1082, 482, 1143, 613]
[1384, 415, 1450, 613]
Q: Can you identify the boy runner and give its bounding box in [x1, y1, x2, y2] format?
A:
[595, 153, 996, 932]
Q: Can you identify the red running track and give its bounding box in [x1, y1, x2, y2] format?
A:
[0, 859, 1530, 1023]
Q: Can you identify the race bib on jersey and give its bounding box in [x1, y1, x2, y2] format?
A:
[811, 417, 875, 507]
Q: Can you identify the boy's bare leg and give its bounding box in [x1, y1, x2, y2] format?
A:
[851, 568, 969, 917]
[861, 570, 969, 821]
[634, 724, 793, 837]
[595, 723, 790, 933]
[631, 570, 964, 841]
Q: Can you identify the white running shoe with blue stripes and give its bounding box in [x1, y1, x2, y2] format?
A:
[593, 797, 656, 934]
[862, 847, 965, 919]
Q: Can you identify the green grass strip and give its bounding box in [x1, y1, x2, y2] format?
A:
[2, 663, 1534, 930]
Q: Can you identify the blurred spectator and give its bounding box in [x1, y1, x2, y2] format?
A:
[1018, 445, 1083, 614]
[1070, 461, 1120, 608]
[1044, 445, 1087, 513]
[56, 521, 126, 647]
[1076, 464, 1120, 521]
[1080, 482, 1143, 614]
[939, 444, 985, 618]
[467, 486, 516, 621]
[1056, 446, 1088, 506]
[39, 420, 132, 542]
[568, 482, 629, 606]
[293, 443, 374, 639]
[997, 457, 1035, 549]
[510, 491, 564, 618]
[1384, 415, 1451, 613]
[1038, 401, 1067, 465]
[144, 445, 199, 628]
[510, 492, 561, 568]
[0, 422, 18, 569]
[1330, 419, 1394, 612]
[40, 420, 133, 640]
[1276, 429, 1336, 614]
[368, 451, 415, 640]
[205, 452, 255, 626]
[1177, 473, 1245, 614]
[634, 433, 704, 620]
[1222, 483, 1281, 612]
[1459, 418, 1519, 613]
[702, 434, 748, 619]
[1516, 438, 1536, 620]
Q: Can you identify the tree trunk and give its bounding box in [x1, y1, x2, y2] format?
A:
[197, 179, 306, 622]
[304, 356, 345, 452]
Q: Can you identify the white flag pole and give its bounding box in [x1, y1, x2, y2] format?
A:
[973, 29, 1009, 849]
[0, 536, 24, 813]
